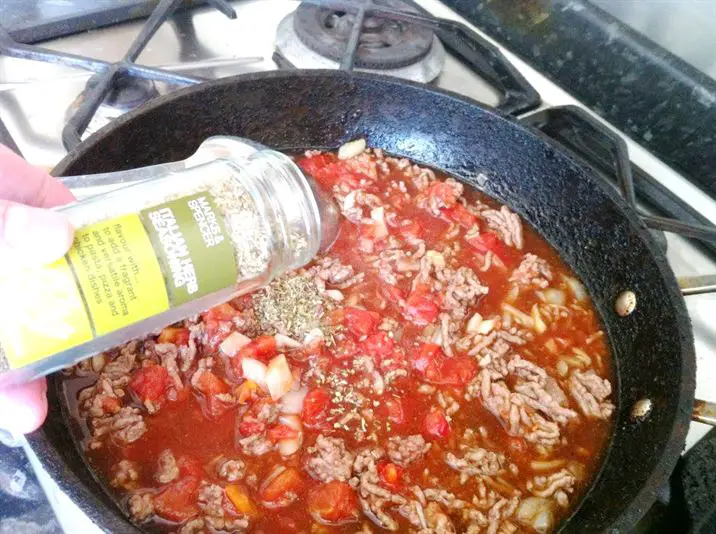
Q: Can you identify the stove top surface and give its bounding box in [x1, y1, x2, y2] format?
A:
[1, 1, 716, 532]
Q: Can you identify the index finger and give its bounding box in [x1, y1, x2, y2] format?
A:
[0, 145, 75, 208]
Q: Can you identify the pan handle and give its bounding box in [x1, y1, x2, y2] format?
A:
[693, 399, 716, 426]
[678, 275, 716, 296]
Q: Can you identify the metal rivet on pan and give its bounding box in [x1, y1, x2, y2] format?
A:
[615, 290, 637, 316]
[631, 398, 652, 420]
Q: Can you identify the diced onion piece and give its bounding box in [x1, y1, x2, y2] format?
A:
[502, 303, 534, 328]
[477, 317, 498, 335]
[533, 510, 554, 533]
[572, 347, 592, 366]
[560, 356, 585, 369]
[567, 461, 586, 481]
[279, 414, 303, 431]
[338, 138, 366, 159]
[371, 206, 385, 223]
[241, 358, 268, 388]
[275, 334, 301, 350]
[358, 237, 374, 253]
[516, 497, 555, 534]
[343, 190, 357, 211]
[278, 436, 302, 457]
[220, 331, 251, 357]
[372, 372, 385, 396]
[280, 388, 309, 415]
[530, 459, 567, 472]
[562, 275, 587, 301]
[323, 289, 344, 302]
[277, 415, 303, 456]
[531, 304, 547, 334]
[430, 326, 443, 345]
[303, 328, 324, 347]
[556, 360, 569, 376]
[506, 284, 520, 303]
[425, 250, 446, 269]
[544, 338, 558, 355]
[91, 354, 107, 373]
[370, 207, 389, 238]
[260, 465, 287, 494]
[502, 311, 512, 329]
[466, 313, 484, 334]
[544, 288, 566, 306]
[266, 355, 294, 401]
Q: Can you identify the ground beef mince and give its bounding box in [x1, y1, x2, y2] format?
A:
[63, 144, 615, 533]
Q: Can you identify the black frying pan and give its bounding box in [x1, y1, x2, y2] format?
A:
[26, 71, 695, 533]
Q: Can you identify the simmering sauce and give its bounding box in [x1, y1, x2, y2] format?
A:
[63, 145, 614, 534]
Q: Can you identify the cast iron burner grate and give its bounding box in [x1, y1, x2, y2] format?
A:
[0, 0, 715, 251]
[293, 0, 433, 69]
[0, 0, 541, 149]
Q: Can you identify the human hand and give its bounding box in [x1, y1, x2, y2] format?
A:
[0, 144, 75, 434]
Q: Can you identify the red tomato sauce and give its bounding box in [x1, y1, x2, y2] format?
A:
[63, 147, 614, 534]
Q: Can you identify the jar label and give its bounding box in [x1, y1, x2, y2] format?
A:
[0, 191, 237, 370]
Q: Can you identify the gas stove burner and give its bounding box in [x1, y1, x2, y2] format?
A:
[65, 77, 160, 140]
[293, 0, 433, 70]
[275, 2, 445, 83]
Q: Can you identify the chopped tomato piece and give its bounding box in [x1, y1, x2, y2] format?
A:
[195, 370, 234, 416]
[358, 220, 389, 243]
[195, 371, 229, 396]
[410, 345, 476, 386]
[202, 303, 238, 349]
[177, 456, 204, 479]
[259, 467, 304, 505]
[297, 154, 365, 190]
[377, 462, 404, 491]
[333, 338, 361, 361]
[443, 204, 477, 229]
[101, 396, 121, 414]
[397, 220, 423, 240]
[157, 327, 190, 346]
[237, 335, 278, 363]
[403, 291, 440, 326]
[130, 365, 169, 403]
[423, 407, 451, 439]
[440, 356, 478, 386]
[297, 154, 339, 188]
[467, 231, 508, 262]
[153, 476, 200, 522]
[203, 303, 238, 322]
[302, 388, 331, 428]
[343, 307, 381, 338]
[267, 424, 299, 443]
[380, 284, 405, 304]
[362, 332, 394, 359]
[307, 481, 359, 525]
[426, 181, 460, 208]
[238, 419, 266, 437]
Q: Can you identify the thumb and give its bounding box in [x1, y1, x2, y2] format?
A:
[0, 200, 74, 265]
[0, 379, 48, 434]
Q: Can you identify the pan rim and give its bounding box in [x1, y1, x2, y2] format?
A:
[35, 69, 694, 533]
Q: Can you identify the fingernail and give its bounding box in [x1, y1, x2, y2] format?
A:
[3, 204, 74, 265]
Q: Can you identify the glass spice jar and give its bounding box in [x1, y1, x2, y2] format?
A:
[0, 136, 339, 385]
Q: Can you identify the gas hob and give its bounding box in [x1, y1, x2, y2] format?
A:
[1, 1, 716, 532]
